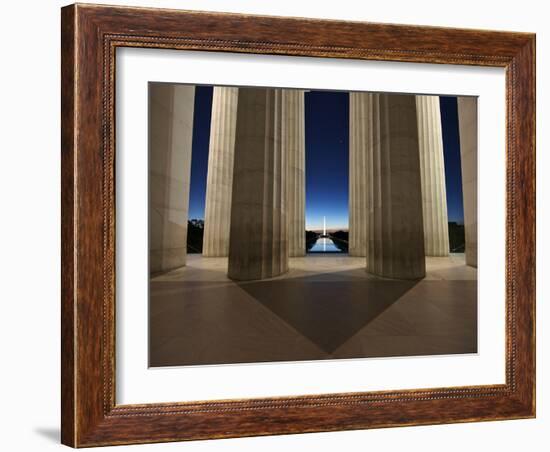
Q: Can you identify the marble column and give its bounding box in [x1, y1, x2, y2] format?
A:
[228, 88, 288, 280]
[149, 84, 195, 274]
[283, 89, 306, 257]
[457, 97, 478, 267]
[366, 93, 426, 280]
[416, 95, 450, 256]
[349, 92, 370, 257]
[202, 87, 238, 256]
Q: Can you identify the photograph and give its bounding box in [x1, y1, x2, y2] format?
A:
[52, 1, 536, 447]
[148, 83, 478, 367]
[0, 0, 540, 447]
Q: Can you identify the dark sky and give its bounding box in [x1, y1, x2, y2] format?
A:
[188, 86, 213, 220]
[188, 87, 465, 227]
[304, 91, 349, 229]
[439, 96, 465, 223]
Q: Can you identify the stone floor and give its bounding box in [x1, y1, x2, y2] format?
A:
[149, 254, 477, 367]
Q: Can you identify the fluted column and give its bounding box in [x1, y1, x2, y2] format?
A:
[416, 95, 450, 256]
[349, 92, 370, 256]
[367, 93, 426, 280]
[203, 87, 238, 256]
[149, 84, 195, 274]
[457, 97, 478, 267]
[283, 89, 306, 257]
[228, 88, 288, 280]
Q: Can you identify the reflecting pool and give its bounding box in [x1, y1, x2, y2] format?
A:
[309, 237, 341, 253]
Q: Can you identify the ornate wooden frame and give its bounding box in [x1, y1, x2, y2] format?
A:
[61, 3, 536, 447]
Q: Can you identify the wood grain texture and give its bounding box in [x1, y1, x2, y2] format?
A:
[60, 5, 76, 446]
[60, 3, 536, 447]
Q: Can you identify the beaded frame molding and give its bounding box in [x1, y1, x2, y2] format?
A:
[61, 3, 535, 447]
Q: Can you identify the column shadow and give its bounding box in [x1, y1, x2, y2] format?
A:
[236, 272, 419, 354]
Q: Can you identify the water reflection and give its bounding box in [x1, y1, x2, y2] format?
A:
[309, 237, 341, 253]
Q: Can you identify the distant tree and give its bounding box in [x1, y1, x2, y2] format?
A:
[448, 222, 465, 253]
[187, 219, 204, 253]
[189, 218, 204, 229]
[329, 230, 349, 253]
[305, 230, 320, 251]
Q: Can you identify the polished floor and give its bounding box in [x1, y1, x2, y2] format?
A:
[149, 254, 477, 367]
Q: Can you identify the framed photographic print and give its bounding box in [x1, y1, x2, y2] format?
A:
[61, 3, 535, 447]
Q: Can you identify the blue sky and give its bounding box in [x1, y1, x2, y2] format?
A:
[304, 90, 349, 229]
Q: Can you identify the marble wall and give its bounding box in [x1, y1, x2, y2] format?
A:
[348, 92, 371, 257]
[416, 95, 450, 257]
[202, 87, 239, 257]
[283, 89, 306, 257]
[457, 97, 478, 268]
[366, 93, 426, 279]
[149, 84, 195, 274]
[228, 88, 289, 280]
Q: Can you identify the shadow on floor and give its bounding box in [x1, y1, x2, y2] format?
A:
[237, 274, 419, 353]
[149, 266, 477, 367]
